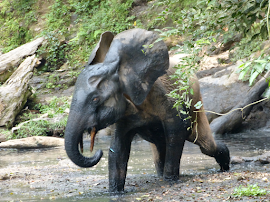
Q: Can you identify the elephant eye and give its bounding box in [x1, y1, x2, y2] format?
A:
[93, 97, 99, 102]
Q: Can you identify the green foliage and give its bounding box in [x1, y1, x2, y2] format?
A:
[11, 120, 50, 139]
[45, 0, 71, 32]
[69, 0, 101, 14]
[200, 0, 269, 40]
[37, 31, 69, 72]
[167, 37, 214, 119]
[154, 0, 270, 43]
[168, 55, 199, 117]
[153, 0, 270, 118]
[10, 96, 70, 139]
[37, 96, 70, 117]
[233, 184, 268, 197]
[0, 0, 135, 67]
[45, 74, 61, 89]
[232, 37, 263, 62]
[67, 0, 135, 63]
[0, 0, 37, 52]
[238, 55, 270, 86]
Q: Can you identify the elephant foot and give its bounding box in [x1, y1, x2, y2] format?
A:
[109, 189, 126, 195]
[109, 181, 125, 194]
[163, 174, 180, 182]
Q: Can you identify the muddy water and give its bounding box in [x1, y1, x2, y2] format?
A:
[1, 130, 270, 201]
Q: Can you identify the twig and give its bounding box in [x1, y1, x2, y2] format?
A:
[195, 97, 268, 119]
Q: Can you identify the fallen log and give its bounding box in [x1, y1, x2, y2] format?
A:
[0, 136, 64, 149]
[210, 70, 270, 135]
[0, 37, 44, 82]
[0, 55, 40, 127]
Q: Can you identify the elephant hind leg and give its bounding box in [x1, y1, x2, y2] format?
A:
[150, 142, 166, 177]
[137, 128, 166, 177]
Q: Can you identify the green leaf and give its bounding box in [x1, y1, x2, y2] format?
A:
[180, 110, 187, 115]
[190, 88, 194, 95]
[194, 101, 203, 109]
[249, 69, 260, 86]
[263, 87, 270, 99]
[239, 65, 251, 80]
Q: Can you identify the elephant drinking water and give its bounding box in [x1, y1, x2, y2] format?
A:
[64, 28, 230, 193]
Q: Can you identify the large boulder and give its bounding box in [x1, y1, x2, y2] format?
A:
[198, 61, 251, 122]
[197, 50, 270, 133]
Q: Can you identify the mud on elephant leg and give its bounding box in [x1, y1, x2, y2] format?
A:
[150, 142, 166, 177]
[108, 129, 135, 193]
[163, 137, 185, 181]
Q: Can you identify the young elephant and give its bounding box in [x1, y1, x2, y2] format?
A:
[64, 28, 230, 193]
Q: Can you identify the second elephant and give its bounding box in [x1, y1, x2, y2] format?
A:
[64, 28, 230, 193]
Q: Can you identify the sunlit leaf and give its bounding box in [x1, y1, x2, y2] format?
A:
[194, 101, 203, 109]
[263, 87, 270, 99]
[249, 69, 260, 86]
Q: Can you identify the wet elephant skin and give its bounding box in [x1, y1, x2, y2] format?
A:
[64, 28, 230, 193]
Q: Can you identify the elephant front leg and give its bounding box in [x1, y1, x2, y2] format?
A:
[108, 130, 134, 193]
[163, 137, 185, 181]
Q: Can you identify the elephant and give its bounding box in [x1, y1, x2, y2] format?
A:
[64, 28, 230, 193]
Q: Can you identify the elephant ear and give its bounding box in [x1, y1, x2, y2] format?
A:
[103, 28, 169, 105]
[87, 31, 114, 65]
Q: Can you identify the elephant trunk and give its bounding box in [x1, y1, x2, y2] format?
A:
[64, 115, 103, 168]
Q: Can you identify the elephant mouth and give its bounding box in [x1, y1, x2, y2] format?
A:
[79, 127, 97, 154]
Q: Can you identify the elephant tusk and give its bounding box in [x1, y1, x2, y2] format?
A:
[79, 137, 84, 153]
[90, 127, 96, 152]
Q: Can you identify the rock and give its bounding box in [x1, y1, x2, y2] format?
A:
[230, 156, 244, 164]
[0, 55, 40, 127]
[199, 61, 251, 122]
[0, 134, 7, 143]
[257, 152, 270, 164]
[58, 159, 78, 168]
[0, 37, 44, 82]
[231, 152, 270, 165]
[0, 136, 64, 148]
[0, 127, 9, 142]
[199, 51, 230, 71]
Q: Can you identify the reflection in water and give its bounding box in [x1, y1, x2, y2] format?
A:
[1, 130, 270, 201]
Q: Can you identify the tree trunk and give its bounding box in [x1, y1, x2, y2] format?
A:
[210, 70, 270, 135]
[0, 37, 44, 82]
[0, 55, 40, 128]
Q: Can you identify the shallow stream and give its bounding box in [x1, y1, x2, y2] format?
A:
[1, 130, 270, 201]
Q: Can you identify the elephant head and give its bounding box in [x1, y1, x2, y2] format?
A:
[64, 28, 169, 168]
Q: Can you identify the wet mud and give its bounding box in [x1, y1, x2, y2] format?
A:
[1, 131, 270, 201]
